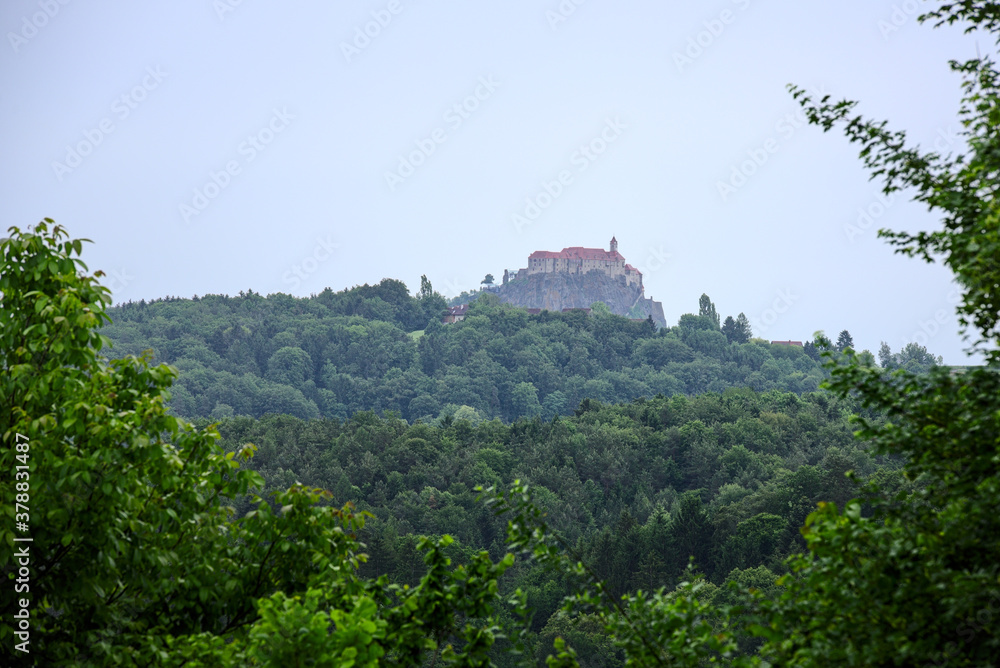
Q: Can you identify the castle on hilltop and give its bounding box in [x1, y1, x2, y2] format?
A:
[504, 237, 644, 289]
[496, 237, 666, 327]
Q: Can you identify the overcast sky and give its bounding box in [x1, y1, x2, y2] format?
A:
[1, 1, 985, 363]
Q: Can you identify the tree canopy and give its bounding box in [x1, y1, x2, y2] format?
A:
[0, 222, 519, 665]
[100, 288, 848, 424]
[4, 3, 999, 664]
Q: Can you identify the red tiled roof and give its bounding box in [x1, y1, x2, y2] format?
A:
[771, 340, 803, 346]
[623, 263, 642, 276]
[529, 246, 625, 261]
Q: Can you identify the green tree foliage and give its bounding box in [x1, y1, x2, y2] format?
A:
[490, 482, 756, 667]
[265, 345, 313, 385]
[4, 222, 953, 665]
[511, 381, 543, 418]
[735, 313, 753, 343]
[0, 222, 520, 666]
[721, 316, 738, 342]
[877, 340, 894, 368]
[203, 381, 885, 663]
[698, 293, 720, 329]
[878, 340, 942, 373]
[750, 5, 1000, 663]
[721, 313, 753, 345]
[101, 284, 859, 423]
[834, 329, 853, 352]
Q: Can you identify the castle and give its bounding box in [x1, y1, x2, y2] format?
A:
[504, 237, 644, 289]
[481, 237, 667, 327]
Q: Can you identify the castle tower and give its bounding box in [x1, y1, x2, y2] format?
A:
[610, 236, 618, 254]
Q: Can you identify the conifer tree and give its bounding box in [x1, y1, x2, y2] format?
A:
[835, 329, 854, 352]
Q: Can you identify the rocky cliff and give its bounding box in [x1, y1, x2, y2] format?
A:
[497, 270, 667, 328]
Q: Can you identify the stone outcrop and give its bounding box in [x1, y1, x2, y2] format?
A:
[497, 270, 667, 328]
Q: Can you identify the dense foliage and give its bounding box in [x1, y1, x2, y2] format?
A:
[488, 3, 1000, 663]
[99, 285, 855, 424]
[202, 387, 894, 639]
[0, 223, 521, 666]
[1, 223, 909, 665]
[4, 3, 999, 665]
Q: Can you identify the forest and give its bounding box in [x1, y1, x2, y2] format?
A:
[2, 4, 999, 666]
[199, 389, 904, 662]
[99, 281, 939, 425]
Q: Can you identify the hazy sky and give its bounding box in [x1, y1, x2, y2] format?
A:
[1, 1, 985, 363]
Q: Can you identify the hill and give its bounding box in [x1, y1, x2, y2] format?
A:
[101, 281, 845, 423]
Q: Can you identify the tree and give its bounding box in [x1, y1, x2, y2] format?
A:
[856, 349, 877, 367]
[490, 482, 754, 667]
[877, 341, 895, 369]
[721, 316, 738, 343]
[802, 340, 821, 361]
[735, 312, 753, 343]
[835, 329, 854, 352]
[511, 381, 542, 418]
[698, 293, 720, 328]
[589, 301, 613, 317]
[416, 275, 447, 329]
[756, 6, 1000, 663]
[419, 273, 433, 299]
[668, 492, 714, 577]
[633, 336, 695, 367]
[484, 6, 1000, 665]
[481, 273, 495, 285]
[265, 345, 313, 385]
[541, 390, 568, 419]
[876, 340, 941, 374]
[723, 314, 752, 344]
[0, 222, 518, 665]
[895, 341, 942, 373]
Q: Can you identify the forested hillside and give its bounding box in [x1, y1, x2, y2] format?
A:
[5, 1, 1000, 665]
[100, 282, 893, 423]
[203, 388, 904, 662]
